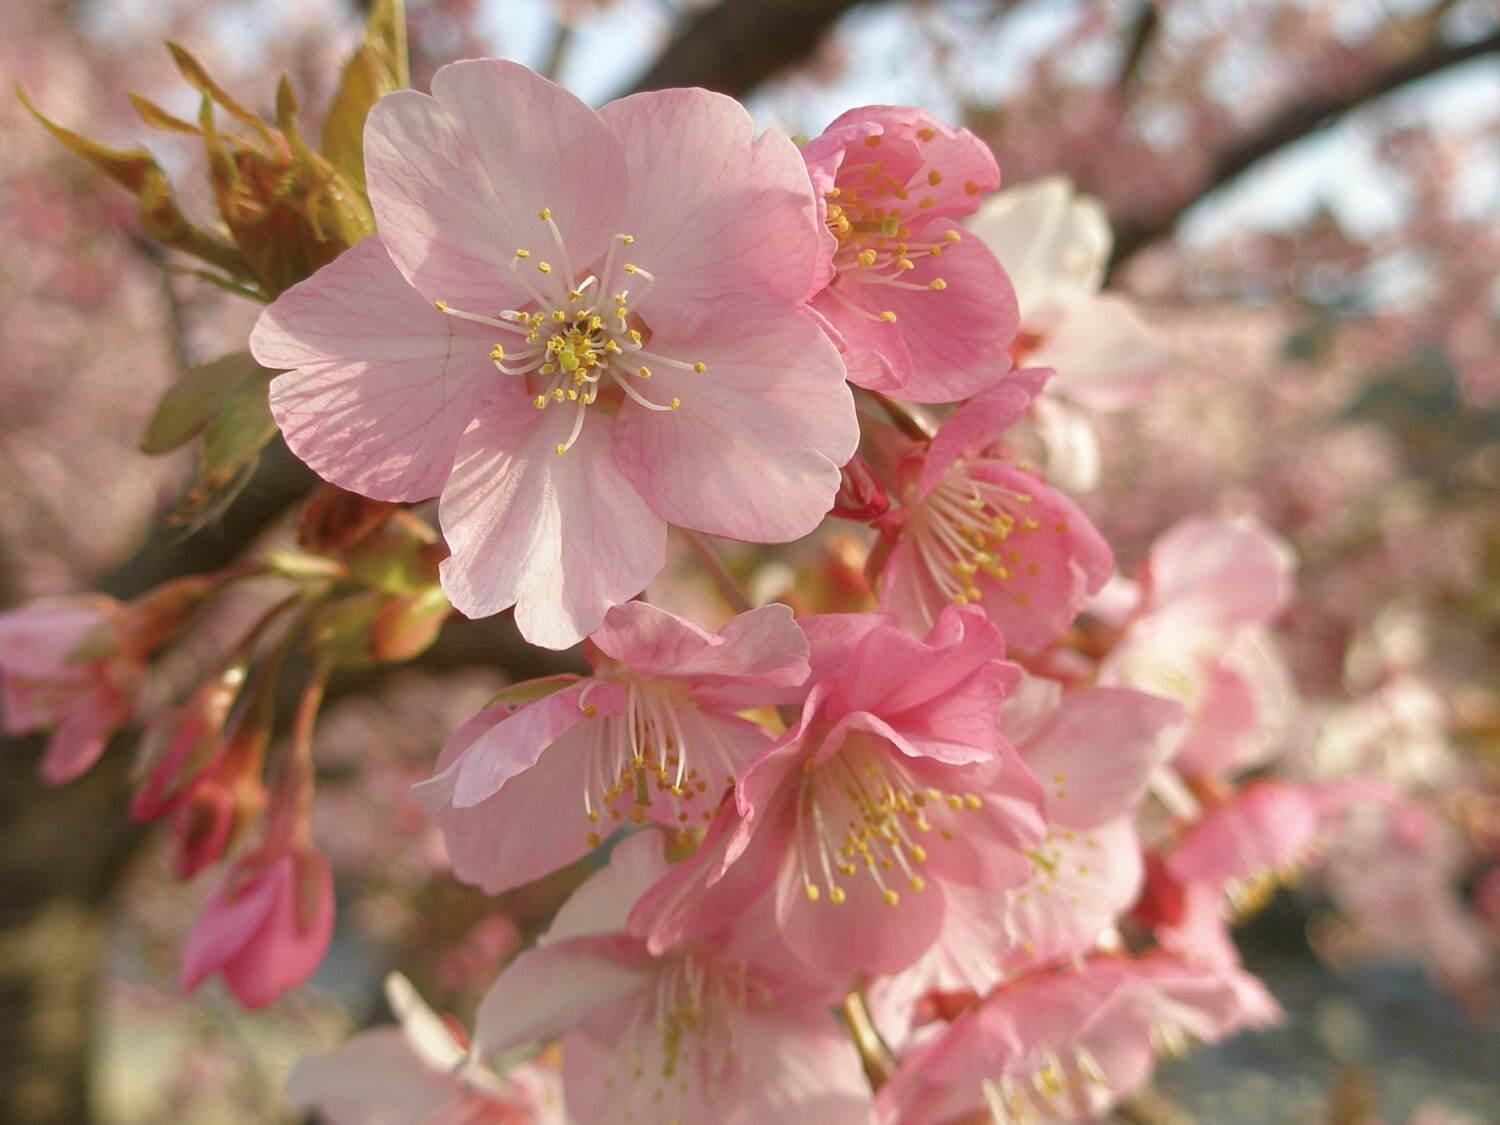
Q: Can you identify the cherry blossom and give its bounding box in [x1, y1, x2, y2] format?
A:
[0, 595, 143, 784]
[252, 60, 857, 648]
[875, 953, 1278, 1125]
[968, 177, 1169, 490]
[871, 370, 1113, 647]
[475, 831, 870, 1125]
[415, 601, 810, 895]
[287, 972, 568, 1125]
[179, 840, 335, 1009]
[631, 607, 1046, 980]
[802, 105, 1019, 402]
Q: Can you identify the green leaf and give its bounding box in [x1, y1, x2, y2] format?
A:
[167, 360, 278, 528]
[141, 351, 263, 455]
[321, 0, 408, 192]
[18, 84, 252, 280]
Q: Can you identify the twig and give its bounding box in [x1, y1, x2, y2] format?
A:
[677, 528, 753, 615]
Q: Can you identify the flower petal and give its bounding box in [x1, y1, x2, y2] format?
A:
[437, 406, 667, 648]
[598, 88, 821, 313]
[255, 235, 504, 501]
[612, 301, 856, 542]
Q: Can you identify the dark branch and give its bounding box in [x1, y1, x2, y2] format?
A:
[624, 0, 877, 99]
[1108, 27, 1500, 273]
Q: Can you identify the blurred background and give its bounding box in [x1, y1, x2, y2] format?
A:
[1, 0, 1498, 1121]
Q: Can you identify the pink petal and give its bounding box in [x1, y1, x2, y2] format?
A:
[597, 88, 822, 314]
[437, 406, 667, 648]
[588, 602, 809, 708]
[547, 829, 674, 943]
[1037, 292, 1169, 410]
[773, 841, 948, 978]
[474, 935, 647, 1058]
[415, 722, 607, 896]
[286, 1027, 467, 1124]
[809, 287, 912, 394]
[38, 709, 112, 785]
[179, 856, 288, 994]
[916, 368, 1050, 498]
[0, 598, 113, 672]
[256, 235, 504, 501]
[1000, 817, 1144, 970]
[611, 301, 857, 543]
[219, 851, 334, 1009]
[866, 225, 1019, 404]
[1145, 517, 1295, 628]
[1020, 688, 1185, 828]
[429, 61, 626, 268]
[447, 681, 605, 808]
[366, 61, 626, 308]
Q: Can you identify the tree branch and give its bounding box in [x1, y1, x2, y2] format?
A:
[623, 0, 878, 98]
[1108, 26, 1500, 273]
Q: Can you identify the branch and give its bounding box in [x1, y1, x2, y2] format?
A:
[1108, 26, 1500, 272]
[623, 0, 879, 99]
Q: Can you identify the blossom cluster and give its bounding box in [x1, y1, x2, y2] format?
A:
[2, 55, 1450, 1125]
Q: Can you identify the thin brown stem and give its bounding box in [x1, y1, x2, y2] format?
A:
[677, 528, 753, 615]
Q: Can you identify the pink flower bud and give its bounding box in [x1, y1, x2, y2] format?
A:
[0, 596, 143, 784]
[179, 844, 335, 1009]
[829, 454, 890, 522]
[130, 671, 242, 822]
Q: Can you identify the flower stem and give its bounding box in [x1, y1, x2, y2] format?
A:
[841, 988, 893, 1091]
[677, 528, 754, 615]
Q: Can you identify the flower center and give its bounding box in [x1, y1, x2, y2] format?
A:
[794, 735, 983, 907]
[609, 951, 766, 1120]
[575, 677, 739, 847]
[979, 1047, 1111, 1123]
[434, 209, 706, 454]
[819, 137, 963, 324]
[908, 464, 1052, 613]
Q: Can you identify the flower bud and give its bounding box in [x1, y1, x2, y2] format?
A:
[829, 454, 890, 522]
[179, 842, 335, 1009]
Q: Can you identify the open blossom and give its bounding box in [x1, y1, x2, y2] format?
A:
[868, 677, 1184, 1050]
[1096, 515, 1296, 778]
[179, 840, 335, 1008]
[415, 601, 809, 895]
[875, 953, 1278, 1125]
[871, 370, 1113, 647]
[968, 177, 1168, 490]
[0, 595, 143, 784]
[802, 106, 1019, 402]
[287, 972, 567, 1124]
[475, 831, 870, 1125]
[1150, 779, 1388, 966]
[252, 60, 856, 649]
[632, 607, 1046, 981]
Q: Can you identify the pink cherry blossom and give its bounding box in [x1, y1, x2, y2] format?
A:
[631, 606, 1046, 981]
[179, 843, 335, 1009]
[415, 601, 810, 895]
[872, 370, 1114, 648]
[802, 105, 1019, 402]
[875, 953, 1278, 1125]
[1155, 778, 1389, 966]
[867, 678, 1184, 1049]
[968, 177, 1169, 491]
[0, 594, 143, 784]
[475, 830, 870, 1125]
[1096, 515, 1296, 777]
[251, 60, 857, 648]
[287, 972, 568, 1125]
